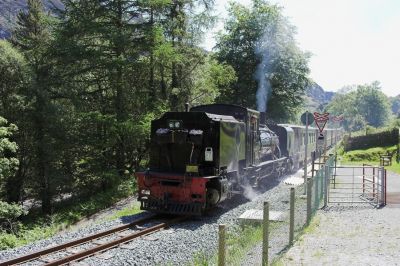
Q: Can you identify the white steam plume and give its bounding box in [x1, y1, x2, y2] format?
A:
[241, 183, 259, 201]
[255, 25, 277, 112]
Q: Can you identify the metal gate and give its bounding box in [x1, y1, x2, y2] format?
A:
[326, 164, 386, 207]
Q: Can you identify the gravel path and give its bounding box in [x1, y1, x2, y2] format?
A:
[244, 170, 400, 266]
[279, 206, 400, 266]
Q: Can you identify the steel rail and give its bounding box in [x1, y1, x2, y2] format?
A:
[0, 214, 157, 266]
[44, 216, 188, 266]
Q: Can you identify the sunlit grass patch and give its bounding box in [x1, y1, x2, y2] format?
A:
[108, 202, 142, 221]
[0, 178, 136, 250]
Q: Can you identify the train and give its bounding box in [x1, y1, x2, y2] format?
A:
[136, 104, 343, 215]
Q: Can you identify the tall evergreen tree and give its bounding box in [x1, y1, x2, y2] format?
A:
[0, 40, 30, 203]
[53, 0, 163, 184]
[12, 0, 57, 213]
[0, 116, 19, 202]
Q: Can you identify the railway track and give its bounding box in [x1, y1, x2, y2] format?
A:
[0, 214, 188, 266]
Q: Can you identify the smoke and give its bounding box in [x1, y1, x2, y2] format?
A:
[241, 184, 259, 201]
[254, 24, 277, 112]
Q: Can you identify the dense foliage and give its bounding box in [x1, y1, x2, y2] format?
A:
[0, 0, 239, 217]
[0, 116, 19, 193]
[390, 95, 400, 117]
[214, 0, 310, 121]
[327, 82, 392, 131]
[0, 0, 312, 218]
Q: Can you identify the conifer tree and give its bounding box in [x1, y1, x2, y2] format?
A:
[12, 0, 56, 213]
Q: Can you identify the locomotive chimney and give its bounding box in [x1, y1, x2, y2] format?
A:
[185, 102, 189, 112]
[260, 112, 266, 125]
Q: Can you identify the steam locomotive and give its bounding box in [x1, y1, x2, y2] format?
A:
[136, 104, 342, 215]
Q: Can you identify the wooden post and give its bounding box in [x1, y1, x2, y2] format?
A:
[262, 202, 269, 266]
[324, 165, 329, 208]
[373, 167, 376, 198]
[218, 224, 226, 266]
[384, 169, 387, 206]
[311, 151, 315, 178]
[304, 111, 309, 195]
[306, 179, 312, 225]
[289, 188, 295, 245]
[362, 164, 365, 194]
[314, 171, 319, 208]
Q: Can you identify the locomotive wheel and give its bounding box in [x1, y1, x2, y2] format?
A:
[206, 188, 220, 207]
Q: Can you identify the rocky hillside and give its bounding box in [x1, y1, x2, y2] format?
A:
[0, 0, 63, 39]
[304, 82, 335, 111]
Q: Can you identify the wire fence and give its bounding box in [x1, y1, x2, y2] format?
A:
[214, 155, 336, 266]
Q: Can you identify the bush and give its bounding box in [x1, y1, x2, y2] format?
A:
[0, 234, 18, 249]
[343, 146, 397, 162]
[0, 201, 26, 234]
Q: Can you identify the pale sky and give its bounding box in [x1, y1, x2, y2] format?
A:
[201, 0, 400, 97]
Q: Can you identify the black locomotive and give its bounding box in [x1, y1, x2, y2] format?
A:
[136, 104, 342, 215]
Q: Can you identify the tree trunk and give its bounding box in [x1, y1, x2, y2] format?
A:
[36, 99, 52, 214]
[115, 0, 126, 176]
[149, 7, 156, 102]
[5, 169, 23, 203]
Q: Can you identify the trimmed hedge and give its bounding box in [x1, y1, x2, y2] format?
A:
[344, 128, 399, 151]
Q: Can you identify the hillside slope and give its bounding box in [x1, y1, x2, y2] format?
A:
[0, 0, 63, 39]
[304, 82, 335, 110]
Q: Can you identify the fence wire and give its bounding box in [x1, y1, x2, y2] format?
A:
[210, 155, 335, 266]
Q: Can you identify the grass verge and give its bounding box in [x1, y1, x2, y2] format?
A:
[0, 178, 137, 250]
[192, 222, 281, 266]
[107, 202, 142, 221]
[339, 145, 400, 174]
[340, 160, 400, 175]
[271, 215, 321, 266]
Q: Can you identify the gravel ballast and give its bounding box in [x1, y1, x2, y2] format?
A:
[0, 170, 305, 266]
[8, 164, 384, 266]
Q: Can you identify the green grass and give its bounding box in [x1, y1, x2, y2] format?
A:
[0, 178, 137, 250]
[192, 223, 282, 266]
[302, 216, 321, 235]
[272, 215, 321, 266]
[225, 225, 265, 265]
[339, 144, 400, 174]
[386, 162, 400, 174]
[107, 202, 142, 221]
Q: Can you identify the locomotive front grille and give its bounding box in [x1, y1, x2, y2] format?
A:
[160, 180, 181, 187]
[140, 198, 203, 215]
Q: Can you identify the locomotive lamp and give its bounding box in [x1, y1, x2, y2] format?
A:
[140, 189, 150, 195]
[168, 120, 183, 129]
[205, 147, 213, 161]
[186, 164, 199, 173]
